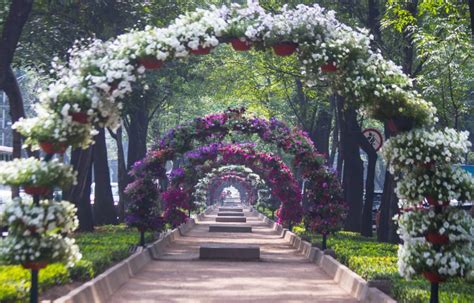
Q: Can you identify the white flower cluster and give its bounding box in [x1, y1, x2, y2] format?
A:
[396, 165, 474, 206]
[396, 207, 474, 243]
[0, 234, 81, 267]
[0, 198, 79, 236]
[0, 198, 81, 267]
[0, 157, 77, 189]
[382, 128, 471, 174]
[388, 127, 474, 281]
[13, 104, 96, 150]
[398, 240, 473, 279]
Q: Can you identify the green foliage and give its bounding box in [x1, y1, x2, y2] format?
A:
[393, 278, 474, 303]
[0, 225, 155, 302]
[292, 228, 474, 302]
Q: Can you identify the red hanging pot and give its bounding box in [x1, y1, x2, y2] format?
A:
[422, 272, 446, 283]
[22, 261, 48, 270]
[425, 196, 449, 207]
[272, 42, 298, 56]
[321, 63, 337, 73]
[190, 46, 212, 55]
[39, 142, 68, 155]
[138, 227, 146, 232]
[24, 186, 51, 196]
[425, 232, 449, 245]
[137, 56, 163, 70]
[230, 38, 252, 51]
[70, 112, 89, 124]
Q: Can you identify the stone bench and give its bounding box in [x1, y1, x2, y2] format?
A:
[217, 212, 245, 217]
[209, 225, 252, 233]
[215, 216, 246, 223]
[219, 208, 243, 212]
[199, 244, 260, 260]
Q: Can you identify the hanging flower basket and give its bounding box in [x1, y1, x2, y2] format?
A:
[272, 42, 298, 56]
[230, 38, 252, 51]
[138, 227, 146, 232]
[425, 196, 449, 207]
[22, 261, 48, 270]
[39, 142, 68, 155]
[69, 112, 89, 124]
[190, 46, 213, 55]
[24, 186, 52, 196]
[422, 272, 446, 283]
[425, 232, 449, 245]
[137, 56, 164, 70]
[321, 63, 337, 72]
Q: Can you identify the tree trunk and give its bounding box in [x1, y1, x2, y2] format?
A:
[92, 128, 117, 225]
[359, 133, 377, 237]
[65, 148, 94, 231]
[310, 106, 332, 157]
[0, 0, 34, 197]
[329, 97, 338, 168]
[126, 108, 149, 169]
[2, 68, 27, 198]
[339, 98, 364, 232]
[110, 126, 128, 221]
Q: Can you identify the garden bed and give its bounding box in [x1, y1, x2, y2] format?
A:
[0, 225, 155, 302]
[293, 228, 474, 303]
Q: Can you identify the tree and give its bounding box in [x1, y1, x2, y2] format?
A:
[0, 1, 34, 198]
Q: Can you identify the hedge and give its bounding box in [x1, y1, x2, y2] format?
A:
[291, 227, 474, 303]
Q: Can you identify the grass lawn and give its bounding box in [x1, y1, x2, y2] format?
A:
[0, 225, 156, 302]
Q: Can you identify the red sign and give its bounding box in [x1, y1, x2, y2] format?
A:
[362, 128, 384, 151]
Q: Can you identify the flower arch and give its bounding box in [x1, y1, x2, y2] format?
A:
[1, 2, 471, 301]
[133, 143, 302, 227]
[127, 108, 346, 231]
[194, 165, 268, 207]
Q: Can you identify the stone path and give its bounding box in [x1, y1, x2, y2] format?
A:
[109, 206, 359, 303]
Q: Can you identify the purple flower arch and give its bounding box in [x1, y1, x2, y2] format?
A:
[126, 109, 346, 235]
[162, 144, 302, 227]
[207, 174, 258, 205]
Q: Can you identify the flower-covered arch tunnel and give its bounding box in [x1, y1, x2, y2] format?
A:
[194, 165, 269, 207]
[129, 143, 304, 228]
[2, 2, 472, 301]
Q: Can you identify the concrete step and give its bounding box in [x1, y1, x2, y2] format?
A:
[215, 216, 246, 223]
[217, 212, 244, 217]
[199, 244, 260, 261]
[209, 225, 252, 233]
[219, 208, 243, 212]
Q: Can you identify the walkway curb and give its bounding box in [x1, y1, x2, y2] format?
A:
[49, 216, 200, 303]
[250, 208, 397, 303]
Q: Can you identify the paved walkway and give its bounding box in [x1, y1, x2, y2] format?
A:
[110, 207, 359, 303]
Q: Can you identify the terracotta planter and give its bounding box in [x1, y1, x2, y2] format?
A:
[321, 63, 337, 72]
[426, 196, 449, 207]
[70, 112, 89, 124]
[230, 38, 252, 51]
[426, 232, 449, 245]
[39, 142, 68, 155]
[272, 42, 298, 56]
[137, 56, 163, 69]
[190, 46, 212, 55]
[24, 186, 51, 196]
[23, 261, 48, 270]
[422, 271, 446, 283]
